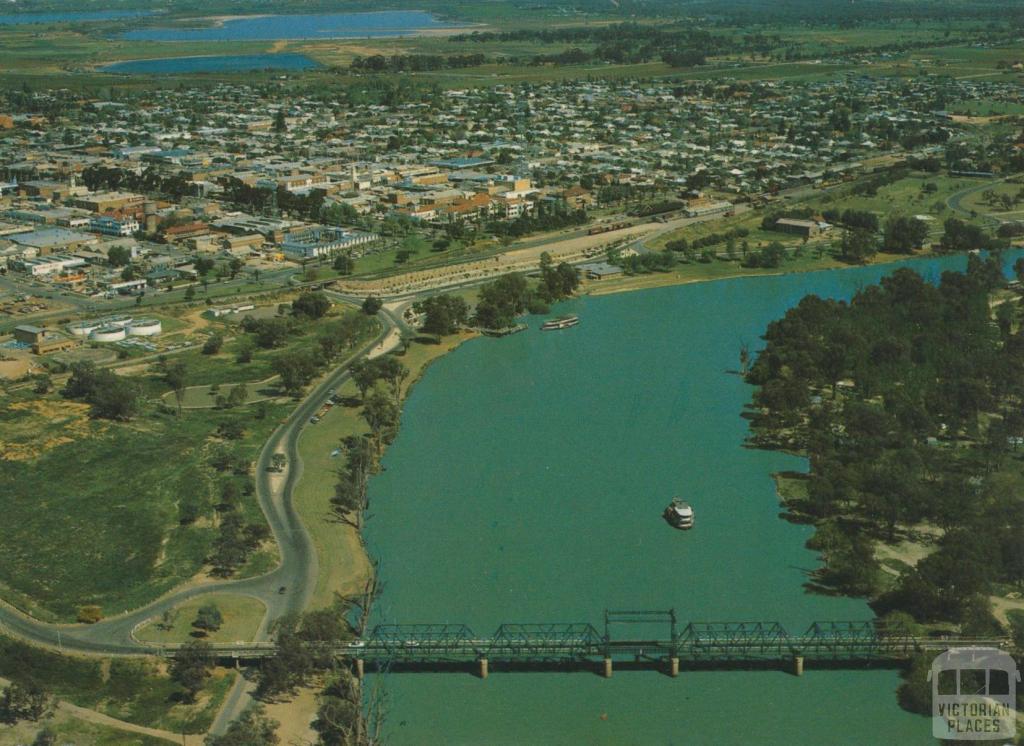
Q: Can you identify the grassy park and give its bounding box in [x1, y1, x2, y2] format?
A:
[134, 593, 266, 644]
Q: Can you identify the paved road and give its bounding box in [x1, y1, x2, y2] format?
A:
[0, 310, 395, 657]
[946, 177, 1012, 228]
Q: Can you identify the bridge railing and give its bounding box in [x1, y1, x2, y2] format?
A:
[154, 616, 1012, 667]
[677, 621, 792, 659]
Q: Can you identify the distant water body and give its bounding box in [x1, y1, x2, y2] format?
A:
[100, 54, 321, 75]
[123, 10, 458, 42]
[0, 10, 151, 24]
[364, 251, 1024, 745]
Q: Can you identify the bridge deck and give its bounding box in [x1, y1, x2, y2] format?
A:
[152, 616, 1010, 673]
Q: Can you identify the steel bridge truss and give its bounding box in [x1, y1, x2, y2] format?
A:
[182, 612, 1003, 668]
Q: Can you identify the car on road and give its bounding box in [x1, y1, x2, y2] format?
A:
[310, 416, 320, 424]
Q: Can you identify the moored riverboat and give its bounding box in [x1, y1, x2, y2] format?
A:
[541, 314, 580, 331]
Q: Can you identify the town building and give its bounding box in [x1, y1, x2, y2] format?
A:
[281, 226, 378, 259]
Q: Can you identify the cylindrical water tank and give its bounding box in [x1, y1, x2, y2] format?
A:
[90, 325, 127, 342]
[127, 319, 162, 336]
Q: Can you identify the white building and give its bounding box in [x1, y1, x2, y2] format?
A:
[90, 215, 140, 237]
[280, 227, 379, 259]
[13, 254, 86, 276]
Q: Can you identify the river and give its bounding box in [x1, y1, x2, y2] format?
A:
[363, 252, 1016, 744]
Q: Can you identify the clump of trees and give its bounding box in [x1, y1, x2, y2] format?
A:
[62, 361, 142, 421]
[256, 600, 355, 699]
[193, 604, 223, 636]
[747, 257, 1024, 633]
[938, 217, 1000, 253]
[473, 273, 531, 329]
[351, 52, 486, 73]
[537, 252, 580, 303]
[170, 640, 212, 703]
[209, 508, 270, 577]
[0, 682, 49, 725]
[415, 294, 470, 339]
[610, 248, 677, 274]
[291, 291, 332, 320]
[837, 228, 877, 264]
[882, 215, 929, 254]
[206, 705, 279, 746]
[742, 241, 787, 269]
[237, 311, 374, 396]
[485, 204, 587, 239]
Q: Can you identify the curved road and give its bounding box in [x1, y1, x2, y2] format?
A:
[0, 310, 396, 656]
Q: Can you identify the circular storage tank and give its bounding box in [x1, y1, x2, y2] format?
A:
[68, 320, 102, 338]
[90, 325, 127, 343]
[105, 315, 134, 329]
[127, 319, 162, 337]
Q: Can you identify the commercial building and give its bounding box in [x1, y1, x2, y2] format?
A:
[684, 197, 733, 218]
[579, 261, 623, 280]
[12, 254, 87, 276]
[13, 324, 78, 354]
[9, 228, 98, 255]
[280, 226, 378, 259]
[73, 191, 145, 213]
[561, 185, 596, 210]
[90, 214, 140, 237]
[772, 218, 821, 238]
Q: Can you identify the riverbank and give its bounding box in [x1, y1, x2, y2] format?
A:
[584, 246, 938, 297]
[746, 256, 1024, 651]
[290, 329, 478, 611]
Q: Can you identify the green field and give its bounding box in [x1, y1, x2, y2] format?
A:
[134, 592, 266, 644]
[0, 385, 291, 621]
[2, 716, 169, 746]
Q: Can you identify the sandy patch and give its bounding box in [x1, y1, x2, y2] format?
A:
[874, 538, 935, 575]
[264, 683, 319, 746]
[0, 400, 97, 461]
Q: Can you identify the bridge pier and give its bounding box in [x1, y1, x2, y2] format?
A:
[669, 656, 679, 678]
[478, 658, 489, 679]
[603, 657, 613, 679]
[355, 658, 364, 680]
[791, 655, 804, 677]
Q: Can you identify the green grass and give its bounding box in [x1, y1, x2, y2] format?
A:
[347, 235, 478, 276]
[0, 303, 376, 621]
[0, 383, 292, 621]
[5, 716, 169, 746]
[810, 174, 969, 218]
[0, 635, 234, 734]
[134, 592, 266, 644]
[146, 306, 366, 388]
[957, 182, 1024, 216]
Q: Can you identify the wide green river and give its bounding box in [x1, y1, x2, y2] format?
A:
[364, 253, 1014, 745]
